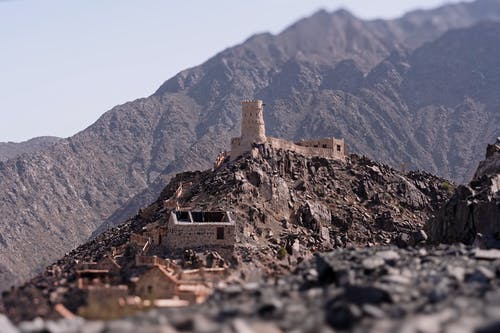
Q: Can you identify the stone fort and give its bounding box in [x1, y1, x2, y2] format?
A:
[230, 100, 346, 161]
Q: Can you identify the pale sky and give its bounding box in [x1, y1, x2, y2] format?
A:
[0, 0, 467, 142]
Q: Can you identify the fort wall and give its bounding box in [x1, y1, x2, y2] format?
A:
[230, 99, 346, 161]
[267, 137, 346, 160]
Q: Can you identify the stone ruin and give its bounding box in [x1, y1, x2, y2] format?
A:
[161, 211, 235, 250]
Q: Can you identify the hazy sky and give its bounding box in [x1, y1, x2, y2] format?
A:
[0, 0, 466, 142]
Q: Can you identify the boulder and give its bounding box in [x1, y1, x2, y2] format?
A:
[426, 140, 500, 246]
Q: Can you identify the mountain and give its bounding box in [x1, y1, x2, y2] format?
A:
[0, 144, 452, 323]
[0, 136, 61, 162]
[1, 0, 500, 291]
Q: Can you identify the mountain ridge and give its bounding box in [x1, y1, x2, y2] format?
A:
[0, 136, 61, 162]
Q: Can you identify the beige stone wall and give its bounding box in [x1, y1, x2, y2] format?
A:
[161, 212, 235, 250]
[96, 257, 121, 274]
[177, 283, 210, 304]
[135, 267, 177, 300]
[267, 137, 346, 160]
[163, 221, 235, 250]
[296, 137, 346, 155]
[135, 255, 176, 270]
[179, 268, 228, 283]
[78, 286, 132, 319]
[130, 233, 149, 246]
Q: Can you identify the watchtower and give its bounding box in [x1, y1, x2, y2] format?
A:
[230, 100, 266, 160]
[241, 100, 266, 144]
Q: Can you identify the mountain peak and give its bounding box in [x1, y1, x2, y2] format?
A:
[331, 7, 356, 18]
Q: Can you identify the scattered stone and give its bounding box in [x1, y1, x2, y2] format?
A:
[447, 266, 466, 282]
[467, 266, 495, 283]
[362, 256, 385, 270]
[376, 250, 400, 261]
[396, 233, 412, 248]
[18, 317, 45, 333]
[0, 314, 19, 333]
[80, 321, 105, 333]
[9, 244, 500, 332]
[474, 249, 500, 260]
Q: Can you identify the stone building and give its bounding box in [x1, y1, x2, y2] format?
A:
[130, 210, 236, 253]
[135, 266, 178, 300]
[160, 211, 236, 250]
[230, 100, 346, 161]
[77, 285, 132, 319]
[76, 267, 110, 289]
[96, 255, 121, 275]
[135, 265, 211, 304]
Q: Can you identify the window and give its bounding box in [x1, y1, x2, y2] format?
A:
[216, 227, 224, 240]
[147, 285, 152, 294]
[336, 145, 341, 152]
[313, 145, 318, 148]
[322, 144, 327, 148]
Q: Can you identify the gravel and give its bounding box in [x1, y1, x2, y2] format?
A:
[10, 244, 500, 333]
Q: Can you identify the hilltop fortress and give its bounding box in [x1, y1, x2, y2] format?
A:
[230, 100, 346, 161]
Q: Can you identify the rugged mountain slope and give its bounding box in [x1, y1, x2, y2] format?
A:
[0, 145, 452, 323]
[1, 1, 500, 291]
[0, 136, 61, 162]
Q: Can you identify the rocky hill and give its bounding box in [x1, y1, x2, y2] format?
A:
[0, 145, 452, 323]
[426, 138, 500, 246]
[1, 0, 500, 291]
[0, 137, 61, 162]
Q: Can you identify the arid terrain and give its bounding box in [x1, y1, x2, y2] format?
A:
[1, 0, 500, 291]
[0, 1, 500, 332]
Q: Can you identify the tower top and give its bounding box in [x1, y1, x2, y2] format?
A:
[241, 99, 262, 103]
[242, 100, 263, 112]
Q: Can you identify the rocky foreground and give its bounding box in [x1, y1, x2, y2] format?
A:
[427, 138, 500, 246]
[4, 244, 500, 333]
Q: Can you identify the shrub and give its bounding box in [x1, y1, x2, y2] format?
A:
[440, 181, 454, 196]
[277, 247, 288, 259]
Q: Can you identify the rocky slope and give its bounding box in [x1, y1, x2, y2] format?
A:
[0, 137, 61, 162]
[0, 145, 452, 323]
[426, 138, 500, 246]
[1, 0, 500, 290]
[8, 244, 500, 333]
